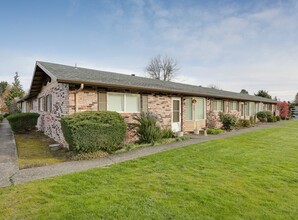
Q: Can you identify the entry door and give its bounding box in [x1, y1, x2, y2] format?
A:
[172, 97, 181, 132]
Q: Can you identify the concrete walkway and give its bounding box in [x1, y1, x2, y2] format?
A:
[0, 119, 19, 187]
[0, 120, 291, 187]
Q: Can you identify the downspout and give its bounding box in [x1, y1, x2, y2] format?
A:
[75, 83, 84, 113]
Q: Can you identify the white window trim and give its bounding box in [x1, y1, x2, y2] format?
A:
[107, 92, 141, 113]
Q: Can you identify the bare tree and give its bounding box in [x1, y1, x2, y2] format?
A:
[208, 84, 221, 90]
[146, 55, 179, 81]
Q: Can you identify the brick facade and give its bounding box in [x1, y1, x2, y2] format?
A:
[26, 84, 279, 147]
[35, 82, 69, 147]
[147, 94, 172, 129]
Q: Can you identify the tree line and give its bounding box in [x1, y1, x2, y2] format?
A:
[0, 72, 25, 113]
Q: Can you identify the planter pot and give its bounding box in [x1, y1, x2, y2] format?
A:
[194, 129, 200, 135]
[177, 131, 184, 137]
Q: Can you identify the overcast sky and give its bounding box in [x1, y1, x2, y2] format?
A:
[0, 0, 297, 101]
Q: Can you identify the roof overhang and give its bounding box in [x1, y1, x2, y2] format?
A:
[57, 79, 277, 104]
[24, 62, 57, 100]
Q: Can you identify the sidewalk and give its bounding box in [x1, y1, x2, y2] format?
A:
[0, 120, 291, 187]
[0, 119, 19, 187]
[9, 122, 285, 186]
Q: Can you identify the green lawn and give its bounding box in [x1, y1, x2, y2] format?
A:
[15, 130, 70, 169]
[1, 120, 297, 219]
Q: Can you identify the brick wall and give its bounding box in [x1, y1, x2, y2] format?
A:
[69, 89, 98, 114]
[147, 94, 172, 129]
[36, 83, 69, 147]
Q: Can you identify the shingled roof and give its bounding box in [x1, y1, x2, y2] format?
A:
[26, 61, 276, 103]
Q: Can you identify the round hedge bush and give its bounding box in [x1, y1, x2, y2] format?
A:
[61, 111, 127, 153]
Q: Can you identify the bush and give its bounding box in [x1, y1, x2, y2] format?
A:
[161, 128, 175, 138]
[256, 111, 273, 122]
[133, 112, 162, 144]
[0, 114, 3, 123]
[61, 111, 127, 153]
[256, 111, 267, 122]
[276, 116, 281, 121]
[6, 113, 39, 133]
[207, 128, 225, 135]
[237, 119, 251, 128]
[250, 116, 254, 125]
[3, 113, 9, 118]
[277, 102, 289, 119]
[268, 115, 277, 123]
[219, 113, 237, 130]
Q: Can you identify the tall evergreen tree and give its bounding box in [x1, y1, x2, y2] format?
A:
[5, 72, 25, 113]
[0, 81, 8, 95]
[254, 90, 272, 99]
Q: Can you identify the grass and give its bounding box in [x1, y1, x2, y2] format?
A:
[0, 120, 297, 219]
[15, 130, 70, 169]
[115, 138, 179, 153]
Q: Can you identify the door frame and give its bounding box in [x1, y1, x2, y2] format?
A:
[171, 97, 182, 132]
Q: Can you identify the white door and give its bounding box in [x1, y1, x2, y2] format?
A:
[172, 97, 181, 132]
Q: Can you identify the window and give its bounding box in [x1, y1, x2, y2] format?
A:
[256, 103, 260, 112]
[46, 94, 52, 112]
[185, 97, 205, 120]
[245, 103, 250, 116]
[185, 98, 192, 120]
[260, 103, 264, 111]
[246, 102, 256, 116]
[195, 98, 205, 119]
[250, 102, 256, 115]
[107, 93, 140, 112]
[126, 94, 140, 112]
[38, 97, 44, 111]
[229, 101, 238, 111]
[211, 100, 223, 111]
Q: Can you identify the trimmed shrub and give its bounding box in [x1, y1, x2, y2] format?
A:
[3, 113, 10, 118]
[256, 111, 267, 122]
[61, 111, 127, 153]
[7, 113, 39, 133]
[237, 119, 251, 128]
[219, 112, 237, 130]
[256, 111, 273, 122]
[207, 128, 224, 135]
[276, 116, 281, 121]
[161, 128, 175, 138]
[0, 114, 3, 123]
[268, 115, 277, 123]
[133, 112, 162, 144]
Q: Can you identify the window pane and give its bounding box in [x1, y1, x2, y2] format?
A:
[185, 98, 192, 120]
[195, 98, 204, 120]
[173, 100, 179, 111]
[126, 94, 140, 112]
[217, 100, 223, 111]
[246, 103, 250, 116]
[250, 102, 255, 115]
[173, 112, 179, 122]
[232, 101, 237, 110]
[108, 93, 124, 111]
[173, 100, 180, 122]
